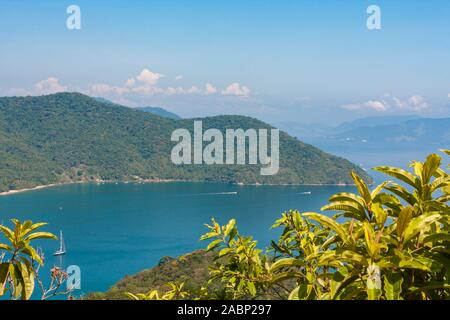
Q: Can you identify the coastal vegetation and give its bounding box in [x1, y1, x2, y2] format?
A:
[0, 93, 370, 192]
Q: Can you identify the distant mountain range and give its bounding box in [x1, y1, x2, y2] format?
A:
[135, 106, 181, 120]
[95, 97, 181, 120]
[0, 93, 370, 192]
[278, 115, 450, 153]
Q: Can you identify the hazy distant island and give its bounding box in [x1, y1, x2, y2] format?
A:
[0, 93, 372, 193]
[277, 115, 450, 154]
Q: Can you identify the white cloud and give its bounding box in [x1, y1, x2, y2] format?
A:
[204, 83, 217, 95]
[342, 100, 387, 112]
[125, 78, 135, 87]
[341, 95, 429, 112]
[448, 93, 450, 99]
[7, 70, 252, 103]
[406, 95, 428, 111]
[34, 77, 67, 95]
[222, 83, 250, 98]
[136, 68, 163, 85]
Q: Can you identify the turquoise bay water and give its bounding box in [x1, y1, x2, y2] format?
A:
[0, 182, 357, 296]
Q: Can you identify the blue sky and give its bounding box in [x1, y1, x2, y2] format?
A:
[0, 0, 449, 124]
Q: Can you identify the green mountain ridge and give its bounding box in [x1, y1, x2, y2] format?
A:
[135, 106, 181, 120]
[0, 93, 371, 192]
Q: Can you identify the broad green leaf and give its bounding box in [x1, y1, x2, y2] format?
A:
[218, 247, 233, 257]
[403, 212, 441, 244]
[24, 232, 57, 241]
[206, 239, 222, 252]
[384, 184, 416, 206]
[269, 258, 305, 272]
[0, 263, 9, 296]
[247, 281, 256, 296]
[0, 243, 11, 251]
[383, 271, 403, 300]
[288, 286, 300, 300]
[351, 172, 372, 205]
[303, 212, 350, 244]
[371, 203, 387, 227]
[18, 260, 34, 300]
[421, 154, 441, 184]
[397, 207, 413, 238]
[223, 219, 236, 237]
[371, 181, 391, 199]
[374, 166, 418, 189]
[329, 193, 366, 211]
[0, 226, 14, 243]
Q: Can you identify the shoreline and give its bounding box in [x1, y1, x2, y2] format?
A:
[0, 179, 359, 197]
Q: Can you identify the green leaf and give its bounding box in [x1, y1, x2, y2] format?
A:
[218, 247, 233, 257]
[288, 286, 300, 300]
[384, 184, 416, 206]
[374, 166, 418, 189]
[223, 219, 236, 237]
[329, 192, 365, 209]
[247, 281, 256, 296]
[337, 250, 368, 266]
[269, 258, 305, 272]
[24, 232, 57, 241]
[403, 212, 441, 244]
[321, 202, 366, 221]
[421, 154, 441, 184]
[0, 263, 9, 296]
[20, 244, 43, 265]
[0, 226, 15, 243]
[206, 239, 222, 252]
[271, 271, 304, 283]
[371, 181, 391, 199]
[372, 203, 387, 227]
[304, 212, 350, 244]
[397, 207, 413, 238]
[383, 271, 403, 300]
[351, 172, 372, 205]
[18, 261, 34, 300]
[0, 244, 11, 251]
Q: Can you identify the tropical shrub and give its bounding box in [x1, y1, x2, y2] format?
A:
[130, 150, 449, 300]
[0, 220, 57, 300]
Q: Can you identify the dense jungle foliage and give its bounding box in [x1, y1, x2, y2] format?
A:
[0, 93, 370, 192]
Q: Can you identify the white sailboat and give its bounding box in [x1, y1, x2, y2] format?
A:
[53, 230, 66, 256]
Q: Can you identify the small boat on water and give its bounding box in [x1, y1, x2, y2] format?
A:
[298, 191, 312, 195]
[53, 230, 66, 256]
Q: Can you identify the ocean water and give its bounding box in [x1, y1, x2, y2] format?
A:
[0, 182, 357, 297]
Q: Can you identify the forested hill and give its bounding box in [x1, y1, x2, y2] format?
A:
[0, 93, 371, 192]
